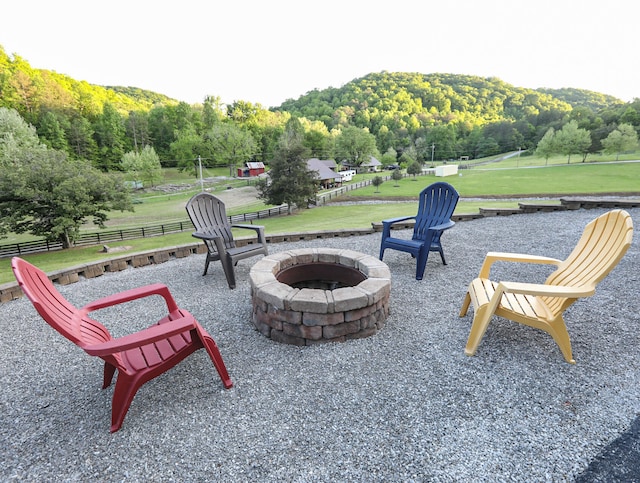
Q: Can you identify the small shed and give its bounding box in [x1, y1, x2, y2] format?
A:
[237, 162, 265, 178]
[362, 156, 382, 172]
[342, 156, 382, 173]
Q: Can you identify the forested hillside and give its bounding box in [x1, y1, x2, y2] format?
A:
[278, 72, 630, 159]
[281, 72, 577, 128]
[1, 45, 638, 169]
[0, 47, 174, 117]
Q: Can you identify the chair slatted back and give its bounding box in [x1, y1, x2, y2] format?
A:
[12, 257, 114, 349]
[413, 182, 459, 242]
[543, 209, 633, 314]
[186, 193, 236, 253]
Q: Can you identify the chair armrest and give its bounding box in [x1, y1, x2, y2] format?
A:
[82, 316, 197, 356]
[232, 223, 265, 231]
[428, 220, 455, 232]
[192, 231, 229, 257]
[232, 224, 267, 243]
[192, 231, 222, 242]
[478, 251, 562, 278]
[381, 216, 415, 226]
[80, 283, 180, 314]
[381, 216, 416, 238]
[498, 281, 596, 298]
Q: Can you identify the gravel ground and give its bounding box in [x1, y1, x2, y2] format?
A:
[1, 208, 638, 482]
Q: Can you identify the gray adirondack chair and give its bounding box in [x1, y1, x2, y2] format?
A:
[186, 192, 268, 289]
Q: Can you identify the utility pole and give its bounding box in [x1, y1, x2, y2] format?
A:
[198, 155, 204, 192]
[431, 143, 435, 164]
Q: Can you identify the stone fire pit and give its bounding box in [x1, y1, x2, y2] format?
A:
[249, 248, 391, 345]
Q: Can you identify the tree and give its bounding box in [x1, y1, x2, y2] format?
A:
[300, 118, 331, 158]
[171, 129, 204, 175]
[426, 125, 457, 161]
[37, 111, 69, 151]
[483, 121, 524, 153]
[202, 95, 225, 130]
[535, 128, 556, 165]
[126, 110, 152, 152]
[619, 106, 640, 127]
[93, 103, 127, 171]
[228, 101, 289, 163]
[256, 121, 317, 214]
[391, 168, 403, 186]
[381, 147, 397, 167]
[0, 107, 45, 163]
[147, 104, 178, 159]
[0, 147, 132, 248]
[554, 120, 591, 163]
[475, 136, 501, 158]
[203, 123, 257, 176]
[601, 123, 638, 160]
[398, 150, 415, 168]
[121, 145, 163, 187]
[2, 58, 39, 121]
[372, 175, 383, 192]
[414, 137, 431, 163]
[334, 126, 379, 166]
[407, 160, 423, 178]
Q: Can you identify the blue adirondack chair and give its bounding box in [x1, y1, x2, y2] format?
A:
[379, 181, 459, 280]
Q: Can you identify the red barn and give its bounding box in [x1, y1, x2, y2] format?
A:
[237, 162, 265, 178]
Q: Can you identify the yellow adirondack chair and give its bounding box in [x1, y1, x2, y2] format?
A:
[460, 209, 633, 363]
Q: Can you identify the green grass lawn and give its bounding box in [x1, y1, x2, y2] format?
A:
[1, 156, 639, 285]
[474, 151, 640, 169]
[0, 200, 522, 284]
[353, 162, 640, 198]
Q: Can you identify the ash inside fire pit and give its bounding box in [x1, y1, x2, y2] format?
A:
[276, 262, 366, 290]
[249, 248, 391, 346]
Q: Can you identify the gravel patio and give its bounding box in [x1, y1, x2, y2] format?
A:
[1, 207, 638, 482]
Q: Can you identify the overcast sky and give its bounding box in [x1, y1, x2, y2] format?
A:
[3, 1, 638, 108]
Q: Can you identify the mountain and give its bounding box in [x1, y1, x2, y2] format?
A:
[536, 87, 622, 111]
[276, 72, 624, 130]
[0, 45, 178, 119]
[2, 46, 634, 165]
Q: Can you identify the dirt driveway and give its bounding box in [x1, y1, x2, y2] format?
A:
[209, 185, 262, 209]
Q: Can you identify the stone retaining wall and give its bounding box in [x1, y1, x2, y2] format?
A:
[0, 243, 204, 303]
[0, 230, 376, 303]
[2, 198, 638, 304]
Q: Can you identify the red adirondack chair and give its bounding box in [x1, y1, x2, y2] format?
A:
[12, 257, 233, 432]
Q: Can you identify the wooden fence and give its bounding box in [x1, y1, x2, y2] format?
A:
[0, 173, 401, 258]
[0, 205, 291, 257]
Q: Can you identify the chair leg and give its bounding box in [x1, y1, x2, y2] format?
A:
[220, 254, 237, 289]
[110, 374, 141, 433]
[102, 362, 117, 389]
[203, 254, 212, 276]
[459, 292, 471, 317]
[415, 248, 429, 280]
[194, 325, 233, 389]
[545, 317, 575, 364]
[464, 307, 494, 357]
